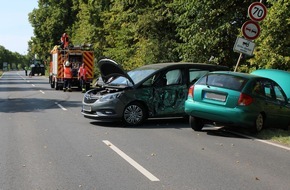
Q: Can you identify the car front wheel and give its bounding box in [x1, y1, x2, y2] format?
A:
[190, 116, 204, 131]
[123, 102, 147, 126]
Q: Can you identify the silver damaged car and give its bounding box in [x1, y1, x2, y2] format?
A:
[81, 58, 228, 126]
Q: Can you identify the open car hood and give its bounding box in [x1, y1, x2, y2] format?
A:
[97, 58, 134, 85]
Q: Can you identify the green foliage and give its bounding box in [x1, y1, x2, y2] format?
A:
[101, 0, 178, 70]
[250, 0, 290, 71]
[26, 0, 290, 73]
[72, 1, 106, 58]
[0, 46, 29, 70]
[255, 128, 290, 147]
[28, 0, 79, 59]
[170, 0, 253, 69]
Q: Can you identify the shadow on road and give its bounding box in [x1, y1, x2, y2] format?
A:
[0, 98, 82, 113]
[90, 117, 190, 129]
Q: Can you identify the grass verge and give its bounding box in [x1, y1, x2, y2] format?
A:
[255, 128, 290, 147]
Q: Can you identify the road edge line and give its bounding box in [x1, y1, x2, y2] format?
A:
[228, 130, 290, 151]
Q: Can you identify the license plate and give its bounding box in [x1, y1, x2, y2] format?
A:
[205, 92, 226, 102]
[83, 105, 92, 112]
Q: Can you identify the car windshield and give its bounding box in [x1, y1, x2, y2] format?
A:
[197, 73, 247, 91]
[108, 68, 156, 86]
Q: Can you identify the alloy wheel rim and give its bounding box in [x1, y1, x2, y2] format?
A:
[124, 105, 143, 124]
[256, 114, 264, 131]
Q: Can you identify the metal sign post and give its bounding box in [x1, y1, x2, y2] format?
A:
[234, 53, 243, 72]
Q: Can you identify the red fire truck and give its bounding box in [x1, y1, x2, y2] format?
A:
[49, 45, 94, 91]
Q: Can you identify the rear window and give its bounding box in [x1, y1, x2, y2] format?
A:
[196, 74, 247, 91]
[189, 69, 209, 83]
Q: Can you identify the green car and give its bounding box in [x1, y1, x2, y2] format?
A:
[82, 59, 228, 126]
[184, 71, 290, 132]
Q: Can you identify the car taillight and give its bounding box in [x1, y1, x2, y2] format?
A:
[188, 85, 194, 98]
[238, 93, 253, 106]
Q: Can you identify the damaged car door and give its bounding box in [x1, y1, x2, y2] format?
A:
[151, 68, 187, 116]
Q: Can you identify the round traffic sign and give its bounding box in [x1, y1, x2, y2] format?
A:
[241, 20, 261, 40]
[248, 2, 267, 22]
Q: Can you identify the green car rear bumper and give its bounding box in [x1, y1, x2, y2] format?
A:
[184, 99, 257, 128]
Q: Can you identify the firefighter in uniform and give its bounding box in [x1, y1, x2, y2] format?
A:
[78, 63, 87, 93]
[60, 33, 69, 49]
[63, 61, 72, 92]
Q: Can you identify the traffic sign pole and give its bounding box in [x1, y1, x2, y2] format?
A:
[234, 53, 243, 72]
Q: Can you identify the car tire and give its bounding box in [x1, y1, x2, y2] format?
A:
[190, 116, 204, 131]
[254, 113, 264, 132]
[123, 102, 147, 126]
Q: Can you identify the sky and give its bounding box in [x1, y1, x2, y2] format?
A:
[0, 1, 38, 55]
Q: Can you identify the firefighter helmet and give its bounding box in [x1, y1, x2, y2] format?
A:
[65, 61, 70, 67]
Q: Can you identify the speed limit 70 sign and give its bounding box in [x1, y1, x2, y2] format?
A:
[248, 2, 267, 22]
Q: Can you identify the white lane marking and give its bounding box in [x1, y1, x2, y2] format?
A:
[103, 140, 160, 182]
[40, 90, 45, 94]
[55, 102, 67, 111]
[18, 74, 25, 80]
[228, 130, 290, 151]
[32, 84, 35, 87]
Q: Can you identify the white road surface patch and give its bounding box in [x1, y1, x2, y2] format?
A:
[103, 140, 160, 182]
[55, 102, 67, 111]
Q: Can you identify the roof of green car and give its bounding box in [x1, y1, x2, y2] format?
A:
[210, 71, 260, 79]
[251, 69, 290, 98]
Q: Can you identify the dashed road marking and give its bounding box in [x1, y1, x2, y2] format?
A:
[55, 102, 67, 111]
[103, 140, 160, 182]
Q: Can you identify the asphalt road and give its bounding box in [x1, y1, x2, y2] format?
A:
[0, 71, 289, 190]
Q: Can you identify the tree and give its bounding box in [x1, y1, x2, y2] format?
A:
[0, 46, 29, 70]
[170, 0, 253, 69]
[249, 0, 290, 71]
[101, 0, 178, 70]
[27, 0, 289, 73]
[28, 0, 79, 59]
[72, 0, 108, 59]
